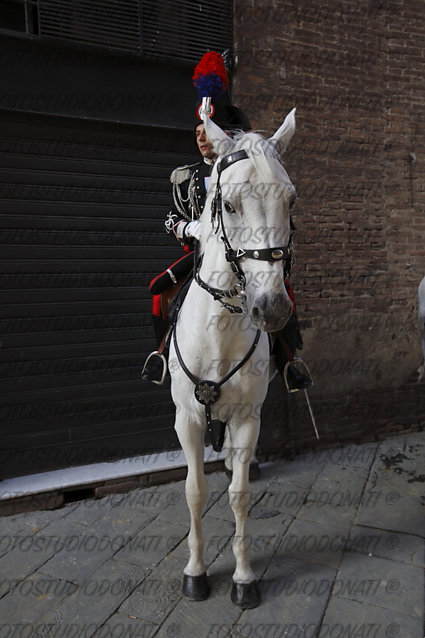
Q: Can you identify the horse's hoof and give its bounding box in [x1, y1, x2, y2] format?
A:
[182, 573, 210, 601]
[231, 580, 261, 609]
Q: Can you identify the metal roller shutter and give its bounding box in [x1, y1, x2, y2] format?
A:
[0, 109, 197, 479]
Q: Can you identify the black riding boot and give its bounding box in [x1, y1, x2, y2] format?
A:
[273, 314, 312, 391]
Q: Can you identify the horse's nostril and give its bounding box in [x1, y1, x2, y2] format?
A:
[251, 306, 259, 320]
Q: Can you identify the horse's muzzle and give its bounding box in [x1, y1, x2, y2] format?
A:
[250, 292, 292, 332]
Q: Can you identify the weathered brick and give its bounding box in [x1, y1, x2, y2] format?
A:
[234, 0, 425, 449]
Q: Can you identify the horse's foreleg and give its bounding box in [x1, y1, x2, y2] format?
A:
[224, 426, 260, 479]
[227, 419, 261, 609]
[223, 426, 233, 472]
[174, 411, 209, 600]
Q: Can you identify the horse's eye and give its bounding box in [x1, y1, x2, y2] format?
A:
[224, 201, 236, 214]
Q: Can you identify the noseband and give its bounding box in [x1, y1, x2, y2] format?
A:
[195, 149, 292, 314]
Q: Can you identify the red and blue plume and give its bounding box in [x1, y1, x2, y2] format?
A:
[192, 51, 229, 102]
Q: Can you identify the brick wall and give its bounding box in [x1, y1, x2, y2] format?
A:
[233, 0, 425, 451]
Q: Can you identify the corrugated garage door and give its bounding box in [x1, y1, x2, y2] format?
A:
[0, 110, 197, 479]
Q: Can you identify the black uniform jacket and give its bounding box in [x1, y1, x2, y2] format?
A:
[164, 157, 214, 246]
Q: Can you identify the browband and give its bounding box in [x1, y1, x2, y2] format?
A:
[217, 150, 248, 174]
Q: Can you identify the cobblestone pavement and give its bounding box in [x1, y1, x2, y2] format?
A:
[0, 431, 424, 638]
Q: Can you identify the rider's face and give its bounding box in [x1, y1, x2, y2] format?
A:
[196, 124, 216, 159]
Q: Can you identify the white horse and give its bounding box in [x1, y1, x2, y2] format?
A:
[418, 276, 425, 381]
[168, 108, 297, 608]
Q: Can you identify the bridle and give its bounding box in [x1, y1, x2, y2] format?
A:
[194, 149, 293, 314]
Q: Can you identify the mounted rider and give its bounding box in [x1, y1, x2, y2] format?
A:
[141, 52, 312, 394]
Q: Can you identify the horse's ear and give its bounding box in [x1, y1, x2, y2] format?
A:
[203, 113, 234, 156]
[269, 108, 296, 156]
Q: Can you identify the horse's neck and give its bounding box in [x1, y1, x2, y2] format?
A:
[177, 284, 256, 382]
[176, 216, 264, 382]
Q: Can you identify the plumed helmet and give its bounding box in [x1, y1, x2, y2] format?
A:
[193, 51, 251, 133]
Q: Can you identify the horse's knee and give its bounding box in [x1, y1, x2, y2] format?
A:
[187, 481, 207, 501]
[186, 475, 207, 507]
[228, 485, 251, 516]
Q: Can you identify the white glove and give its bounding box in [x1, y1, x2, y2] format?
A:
[183, 220, 202, 241]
